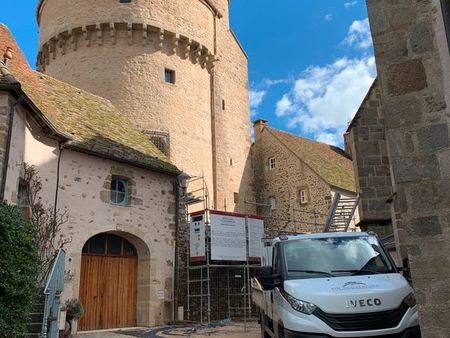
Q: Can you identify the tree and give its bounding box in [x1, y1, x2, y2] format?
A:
[23, 164, 71, 286]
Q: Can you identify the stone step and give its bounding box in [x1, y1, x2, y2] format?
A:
[29, 312, 44, 323]
[27, 322, 42, 334]
[32, 303, 45, 312]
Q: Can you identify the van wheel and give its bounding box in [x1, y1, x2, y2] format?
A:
[260, 312, 270, 338]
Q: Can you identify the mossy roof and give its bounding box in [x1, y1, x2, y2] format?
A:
[266, 127, 356, 193]
[0, 23, 179, 176]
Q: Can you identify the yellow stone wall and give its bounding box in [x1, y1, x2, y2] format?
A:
[37, 0, 253, 212]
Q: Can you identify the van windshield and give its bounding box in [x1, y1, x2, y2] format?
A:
[282, 236, 395, 279]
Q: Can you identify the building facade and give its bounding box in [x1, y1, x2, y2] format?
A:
[0, 24, 182, 331]
[36, 0, 254, 213]
[348, 0, 450, 335]
[252, 119, 358, 234]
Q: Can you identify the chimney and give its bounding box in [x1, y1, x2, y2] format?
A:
[3, 47, 13, 66]
[253, 119, 268, 142]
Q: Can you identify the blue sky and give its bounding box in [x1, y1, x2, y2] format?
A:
[0, 0, 376, 147]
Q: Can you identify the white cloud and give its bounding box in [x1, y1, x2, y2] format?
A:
[249, 90, 267, 116]
[344, 18, 372, 49]
[344, 1, 358, 9]
[276, 95, 293, 117]
[275, 56, 376, 146]
[325, 14, 333, 22]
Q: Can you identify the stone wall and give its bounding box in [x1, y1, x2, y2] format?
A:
[0, 92, 11, 200]
[367, 0, 450, 335]
[346, 80, 393, 236]
[252, 123, 333, 235]
[37, 0, 254, 214]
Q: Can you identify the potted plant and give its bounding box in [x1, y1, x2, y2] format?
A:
[60, 298, 84, 336]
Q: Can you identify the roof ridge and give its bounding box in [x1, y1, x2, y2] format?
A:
[266, 126, 340, 149]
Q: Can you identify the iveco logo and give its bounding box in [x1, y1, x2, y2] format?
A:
[345, 298, 382, 308]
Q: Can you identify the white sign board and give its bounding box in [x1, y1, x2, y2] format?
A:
[210, 211, 247, 261]
[248, 217, 264, 263]
[190, 213, 206, 262]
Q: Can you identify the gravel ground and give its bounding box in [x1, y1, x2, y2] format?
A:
[77, 321, 260, 338]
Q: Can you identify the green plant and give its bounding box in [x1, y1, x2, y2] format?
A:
[0, 201, 39, 337]
[64, 298, 84, 321]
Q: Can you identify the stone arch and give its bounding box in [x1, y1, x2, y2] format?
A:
[73, 225, 153, 329]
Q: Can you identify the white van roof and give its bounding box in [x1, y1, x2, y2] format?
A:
[274, 232, 374, 243]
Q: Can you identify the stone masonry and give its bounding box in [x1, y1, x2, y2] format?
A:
[366, 0, 450, 335]
[346, 80, 394, 238]
[36, 0, 254, 214]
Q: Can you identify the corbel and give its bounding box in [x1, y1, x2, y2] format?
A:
[127, 23, 133, 46]
[57, 34, 66, 55]
[69, 29, 78, 51]
[82, 26, 90, 47]
[193, 44, 202, 64]
[184, 39, 192, 59]
[49, 39, 57, 60]
[142, 24, 148, 46]
[110, 22, 116, 45]
[172, 33, 180, 54]
[158, 28, 165, 50]
[96, 23, 103, 46]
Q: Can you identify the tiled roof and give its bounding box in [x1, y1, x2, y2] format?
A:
[266, 127, 356, 193]
[0, 23, 179, 176]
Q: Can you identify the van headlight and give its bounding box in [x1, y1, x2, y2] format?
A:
[403, 292, 416, 308]
[280, 289, 317, 315]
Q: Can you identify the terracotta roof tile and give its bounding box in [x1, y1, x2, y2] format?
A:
[0, 23, 179, 175]
[267, 127, 356, 193]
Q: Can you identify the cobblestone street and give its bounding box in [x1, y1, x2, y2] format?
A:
[77, 321, 260, 338]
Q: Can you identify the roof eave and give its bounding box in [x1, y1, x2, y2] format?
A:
[63, 143, 181, 177]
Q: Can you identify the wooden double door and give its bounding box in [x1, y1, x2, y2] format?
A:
[78, 234, 138, 331]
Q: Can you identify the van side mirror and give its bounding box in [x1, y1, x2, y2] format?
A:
[398, 257, 412, 283]
[260, 266, 281, 291]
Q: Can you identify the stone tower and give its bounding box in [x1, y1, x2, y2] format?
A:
[36, 0, 254, 212]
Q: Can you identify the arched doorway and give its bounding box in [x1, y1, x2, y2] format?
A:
[78, 233, 138, 331]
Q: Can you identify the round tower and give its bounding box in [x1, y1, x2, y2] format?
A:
[37, 0, 254, 212]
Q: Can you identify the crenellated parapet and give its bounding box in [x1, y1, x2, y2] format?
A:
[37, 22, 216, 73]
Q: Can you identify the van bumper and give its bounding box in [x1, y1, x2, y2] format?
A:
[284, 326, 421, 338]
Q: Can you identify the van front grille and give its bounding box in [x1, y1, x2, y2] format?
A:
[313, 303, 409, 332]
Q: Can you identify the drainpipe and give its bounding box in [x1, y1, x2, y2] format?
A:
[53, 142, 64, 217]
[173, 179, 180, 321]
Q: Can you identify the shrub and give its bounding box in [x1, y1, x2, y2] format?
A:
[64, 298, 84, 321]
[0, 201, 39, 337]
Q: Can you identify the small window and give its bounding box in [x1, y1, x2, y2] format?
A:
[269, 197, 277, 210]
[222, 100, 226, 110]
[165, 68, 176, 84]
[119, 0, 132, 3]
[111, 177, 128, 206]
[300, 189, 309, 204]
[268, 157, 276, 170]
[234, 192, 239, 204]
[230, 158, 233, 166]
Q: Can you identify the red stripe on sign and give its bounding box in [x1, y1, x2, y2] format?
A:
[249, 257, 262, 264]
[209, 210, 247, 218]
[190, 256, 206, 262]
[190, 210, 205, 217]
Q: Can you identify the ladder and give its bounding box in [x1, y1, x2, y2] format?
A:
[324, 193, 359, 232]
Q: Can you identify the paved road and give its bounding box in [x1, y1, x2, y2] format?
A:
[77, 321, 260, 338]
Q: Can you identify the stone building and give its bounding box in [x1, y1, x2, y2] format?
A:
[252, 119, 358, 234]
[0, 25, 182, 331]
[346, 79, 394, 239]
[36, 0, 255, 213]
[347, 0, 450, 335]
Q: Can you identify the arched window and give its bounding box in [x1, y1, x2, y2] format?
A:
[82, 233, 137, 257]
[111, 177, 128, 206]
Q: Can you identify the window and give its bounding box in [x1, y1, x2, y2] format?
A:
[222, 100, 226, 110]
[230, 158, 233, 166]
[119, 0, 132, 3]
[300, 189, 309, 204]
[82, 233, 137, 257]
[111, 177, 128, 206]
[268, 157, 276, 170]
[165, 68, 176, 84]
[234, 192, 239, 204]
[269, 196, 277, 210]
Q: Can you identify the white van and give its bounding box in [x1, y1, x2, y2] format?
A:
[252, 232, 421, 338]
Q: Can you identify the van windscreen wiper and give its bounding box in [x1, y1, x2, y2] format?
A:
[331, 269, 383, 275]
[288, 270, 335, 277]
